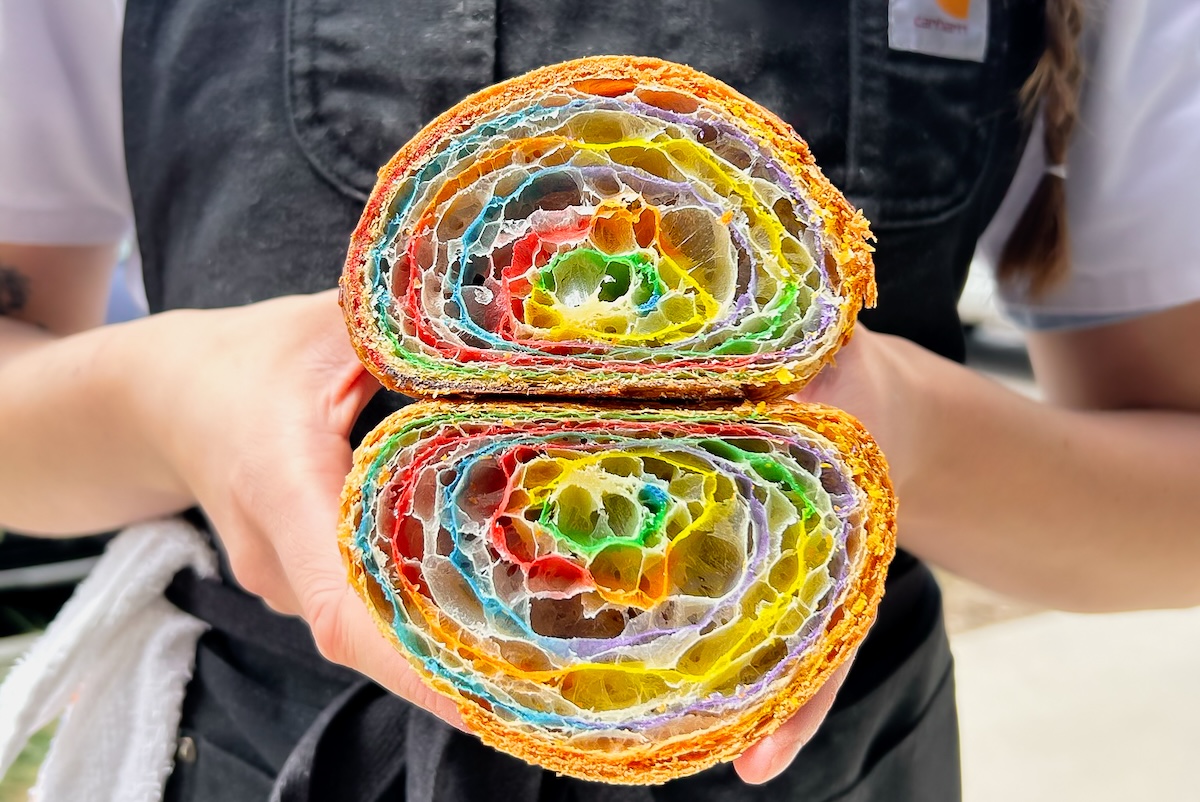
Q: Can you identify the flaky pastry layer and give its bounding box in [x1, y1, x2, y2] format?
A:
[340, 56, 875, 400]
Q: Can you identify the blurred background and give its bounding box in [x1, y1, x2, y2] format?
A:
[943, 258, 1200, 802]
[2, 257, 1197, 801]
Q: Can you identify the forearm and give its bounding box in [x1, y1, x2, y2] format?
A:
[887, 336, 1200, 611]
[0, 314, 192, 535]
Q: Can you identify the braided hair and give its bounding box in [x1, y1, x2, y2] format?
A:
[997, 0, 1086, 295]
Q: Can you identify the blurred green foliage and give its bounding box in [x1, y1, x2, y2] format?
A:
[0, 645, 54, 801]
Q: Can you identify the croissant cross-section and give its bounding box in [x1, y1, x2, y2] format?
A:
[339, 402, 895, 783]
[341, 56, 875, 400]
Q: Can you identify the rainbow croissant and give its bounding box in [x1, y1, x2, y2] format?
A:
[338, 57, 894, 784]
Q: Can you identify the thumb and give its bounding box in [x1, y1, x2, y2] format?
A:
[299, 289, 383, 437]
[278, 436, 468, 731]
[280, 291, 464, 726]
[733, 659, 853, 784]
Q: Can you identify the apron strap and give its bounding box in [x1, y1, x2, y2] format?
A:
[270, 680, 410, 802]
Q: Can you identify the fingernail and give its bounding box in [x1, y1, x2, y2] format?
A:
[738, 735, 783, 785]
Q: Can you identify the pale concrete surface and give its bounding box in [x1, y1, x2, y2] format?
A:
[951, 606, 1200, 802]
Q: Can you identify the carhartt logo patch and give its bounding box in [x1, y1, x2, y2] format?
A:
[889, 0, 988, 62]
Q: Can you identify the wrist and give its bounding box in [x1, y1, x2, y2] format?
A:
[874, 333, 1028, 546]
[843, 331, 934, 500]
[100, 312, 198, 505]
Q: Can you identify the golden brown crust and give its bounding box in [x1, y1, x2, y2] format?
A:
[337, 400, 896, 784]
[339, 56, 875, 401]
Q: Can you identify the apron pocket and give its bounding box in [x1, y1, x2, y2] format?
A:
[285, 0, 497, 199]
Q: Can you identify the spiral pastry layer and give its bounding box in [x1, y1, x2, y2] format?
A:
[339, 401, 895, 783]
[341, 56, 874, 399]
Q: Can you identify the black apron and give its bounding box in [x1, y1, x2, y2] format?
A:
[122, 2, 1045, 799]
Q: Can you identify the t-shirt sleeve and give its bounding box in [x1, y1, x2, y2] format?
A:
[0, 0, 132, 245]
[981, 0, 1200, 330]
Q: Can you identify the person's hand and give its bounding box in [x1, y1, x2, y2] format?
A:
[732, 659, 853, 784]
[733, 327, 917, 783]
[792, 327, 924, 495]
[132, 295, 897, 766]
[134, 290, 465, 728]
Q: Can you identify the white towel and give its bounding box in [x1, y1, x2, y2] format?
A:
[0, 518, 216, 802]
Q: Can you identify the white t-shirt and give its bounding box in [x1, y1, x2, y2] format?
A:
[979, 0, 1200, 329]
[2, 0, 1199, 330]
[0, 0, 129, 246]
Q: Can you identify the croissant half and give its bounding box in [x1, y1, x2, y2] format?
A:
[338, 401, 895, 784]
[340, 56, 875, 400]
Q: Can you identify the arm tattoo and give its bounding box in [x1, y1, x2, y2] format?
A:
[0, 264, 30, 317]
